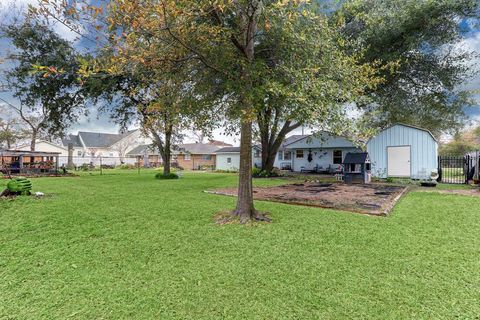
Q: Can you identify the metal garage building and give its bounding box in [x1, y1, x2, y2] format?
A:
[366, 123, 438, 179]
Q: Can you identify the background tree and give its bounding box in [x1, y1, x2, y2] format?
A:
[77, 53, 210, 176]
[0, 105, 24, 149]
[334, 0, 480, 137]
[439, 125, 480, 156]
[112, 131, 139, 164]
[2, 18, 87, 149]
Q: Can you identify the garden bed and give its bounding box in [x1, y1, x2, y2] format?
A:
[208, 182, 408, 216]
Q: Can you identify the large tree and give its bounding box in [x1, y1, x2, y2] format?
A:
[334, 0, 479, 137]
[2, 19, 87, 150]
[38, 0, 378, 221]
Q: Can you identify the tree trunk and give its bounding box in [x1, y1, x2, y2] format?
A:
[163, 126, 172, 176]
[259, 120, 302, 175]
[233, 119, 256, 223]
[30, 130, 37, 151]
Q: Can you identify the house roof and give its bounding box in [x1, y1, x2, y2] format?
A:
[367, 123, 437, 144]
[62, 130, 137, 148]
[62, 134, 82, 148]
[2, 150, 61, 156]
[207, 140, 233, 147]
[127, 144, 159, 156]
[281, 135, 309, 148]
[343, 152, 369, 164]
[215, 147, 241, 153]
[284, 132, 357, 149]
[176, 143, 222, 155]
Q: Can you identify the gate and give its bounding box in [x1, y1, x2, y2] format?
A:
[438, 152, 479, 184]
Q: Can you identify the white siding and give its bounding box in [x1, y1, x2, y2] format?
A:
[290, 148, 360, 172]
[216, 151, 264, 171]
[17, 141, 68, 156]
[273, 150, 293, 169]
[216, 153, 241, 171]
[367, 124, 438, 179]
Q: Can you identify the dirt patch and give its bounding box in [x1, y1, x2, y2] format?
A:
[207, 182, 408, 216]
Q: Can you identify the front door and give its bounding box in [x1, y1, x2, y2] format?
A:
[387, 146, 411, 177]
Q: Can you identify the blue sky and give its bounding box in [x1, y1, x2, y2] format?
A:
[0, 0, 479, 143]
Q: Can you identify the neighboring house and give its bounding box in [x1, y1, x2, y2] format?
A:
[126, 144, 162, 167]
[215, 146, 262, 171]
[175, 142, 232, 170]
[16, 140, 69, 156]
[367, 123, 438, 179]
[62, 130, 141, 159]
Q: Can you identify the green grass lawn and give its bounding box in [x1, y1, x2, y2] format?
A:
[1, 170, 479, 319]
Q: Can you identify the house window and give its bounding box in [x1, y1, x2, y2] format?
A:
[253, 149, 261, 158]
[333, 150, 342, 164]
[184, 153, 191, 161]
[296, 150, 304, 159]
[202, 155, 212, 161]
[77, 151, 82, 156]
[109, 153, 114, 157]
[278, 152, 283, 161]
[227, 157, 232, 164]
[284, 151, 292, 160]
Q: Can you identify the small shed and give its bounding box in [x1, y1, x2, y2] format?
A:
[367, 123, 438, 179]
[343, 152, 371, 184]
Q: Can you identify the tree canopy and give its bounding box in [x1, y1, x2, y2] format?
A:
[334, 0, 480, 136]
[2, 18, 87, 144]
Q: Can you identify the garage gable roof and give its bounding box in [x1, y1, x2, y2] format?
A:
[367, 123, 437, 144]
[284, 131, 356, 149]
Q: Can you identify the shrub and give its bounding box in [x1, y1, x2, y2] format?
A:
[252, 167, 263, 177]
[385, 177, 394, 183]
[252, 167, 280, 178]
[155, 172, 179, 180]
[79, 163, 91, 171]
[118, 163, 136, 170]
[155, 167, 179, 173]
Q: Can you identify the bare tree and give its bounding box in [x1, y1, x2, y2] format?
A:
[12, 103, 48, 151]
[189, 130, 207, 144]
[112, 132, 138, 163]
[0, 108, 24, 149]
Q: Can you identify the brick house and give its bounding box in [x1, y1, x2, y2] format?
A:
[175, 142, 232, 170]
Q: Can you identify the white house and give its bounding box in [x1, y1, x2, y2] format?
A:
[61, 130, 141, 158]
[285, 132, 361, 172]
[215, 132, 361, 172]
[366, 123, 438, 179]
[16, 140, 69, 156]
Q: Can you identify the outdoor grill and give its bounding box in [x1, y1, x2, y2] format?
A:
[343, 152, 371, 184]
